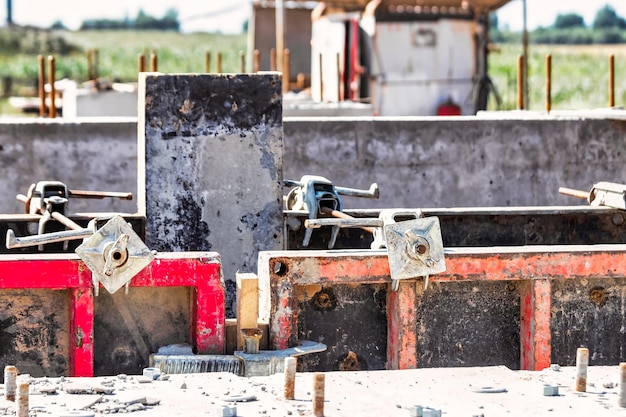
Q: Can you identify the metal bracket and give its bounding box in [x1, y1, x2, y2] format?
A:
[382, 211, 446, 291]
[285, 175, 379, 247]
[75, 215, 154, 296]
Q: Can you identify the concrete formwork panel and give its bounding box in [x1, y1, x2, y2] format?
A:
[138, 73, 284, 308]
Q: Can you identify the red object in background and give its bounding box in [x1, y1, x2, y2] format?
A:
[0, 252, 225, 376]
[437, 99, 462, 116]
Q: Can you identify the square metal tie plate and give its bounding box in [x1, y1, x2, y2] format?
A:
[76, 215, 154, 294]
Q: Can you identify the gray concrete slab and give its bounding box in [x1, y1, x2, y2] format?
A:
[0, 365, 624, 416]
[137, 73, 284, 297]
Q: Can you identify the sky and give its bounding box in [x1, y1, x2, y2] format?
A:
[3, 0, 626, 34]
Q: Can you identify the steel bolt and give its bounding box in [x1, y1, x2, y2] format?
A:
[284, 357, 297, 400]
[16, 381, 28, 417]
[313, 372, 325, 417]
[4, 366, 17, 402]
[575, 347, 589, 392]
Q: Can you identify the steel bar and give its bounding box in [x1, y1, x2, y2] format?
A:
[68, 189, 133, 200]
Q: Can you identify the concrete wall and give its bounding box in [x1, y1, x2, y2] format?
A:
[1, 112, 625, 215]
[282, 114, 626, 209]
[0, 118, 137, 215]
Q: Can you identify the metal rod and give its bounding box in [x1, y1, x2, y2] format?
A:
[283, 48, 290, 94]
[37, 55, 46, 117]
[48, 55, 56, 118]
[6, 228, 93, 249]
[4, 366, 16, 401]
[522, 0, 529, 108]
[150, 52, 158, 72]
[609, 54, 615, 108]
[217, 52, 223, 73]
[337, 52, 341, 102]
[205, 51, 211, 73]
[318, 206, 378, 233]
[275, 0, 284, 73]
[545, 54, 551, 112]
[284, 357, 297, 400]
[253, 49, 260, 72]
[319, 53, 324, 102]
[69, 189, 133, 200]
[270, 48, 276, 71]
[558, 187, 589, 201]
[575, 347, 588, 392]
[313, 372, 325, 417]
[517, 54, 524, 110]
[138, 53, 146, 73]
[50, 212, 83, 231]
[240, 51, 246, 73]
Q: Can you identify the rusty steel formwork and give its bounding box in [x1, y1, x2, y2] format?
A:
[259, 245, 626, 372]
[0, 252, 225, 379]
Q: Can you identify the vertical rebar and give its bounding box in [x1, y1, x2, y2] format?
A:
[87, 49, 94, 80]
[296, 73, 305, 90]
[575, 347, 588, 392]
[138, 53, 146, 73]
[545, 54, 551, 112]
[240, 51, 246, 73]
[205, 51, 211, 73]
[517, 54, 524, 110]
[609, 54, 615, 108]
[216, 52, 222, 73]
[283, 48, 290, 95]
[284, 357, 297, 400]
[313, 372, 325, 417]
[48, 55, 56, 119]
[619, 362, 626, 407]
[336, 52, 341, 102]
[150, 52, 158, 72]
[253, 49, 260, 73]
[16, 381, 28, 417]
[4, 366, 17, 401]
[93, 48, 99, 80]
[319, 53, 324, 102]
[37, 55, 46, 117]
[270, 48, 276, 71]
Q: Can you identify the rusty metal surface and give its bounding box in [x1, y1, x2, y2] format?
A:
[296, 284, 387, 371]
[551, 278, 626, 367]
[0, 289, 69, 382]
[416, 281, 520, 369]
[260, 245, 626, 371]
[94, 287, 191, 376]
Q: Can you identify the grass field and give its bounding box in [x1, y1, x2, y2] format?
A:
[2, 29, 626, 115]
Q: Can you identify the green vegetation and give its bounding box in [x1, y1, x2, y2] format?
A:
[487, 43, 626, 111]
[1, 22, 625, 116]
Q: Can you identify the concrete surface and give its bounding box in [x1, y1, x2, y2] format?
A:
[137, 73, 284, 292]
[0, 365, 625, 416]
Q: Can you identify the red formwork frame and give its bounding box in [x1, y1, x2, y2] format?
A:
[0, 252, 225, 377]
[259, 245, 626, 371]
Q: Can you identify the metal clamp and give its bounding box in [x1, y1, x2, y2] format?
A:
[76, 215, 154, 296]
[284, 175, 379, 247]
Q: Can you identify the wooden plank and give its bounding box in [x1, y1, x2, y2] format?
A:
[236, 272, 260, 350]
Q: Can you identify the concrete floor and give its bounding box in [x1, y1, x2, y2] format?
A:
[1, 365, 625, 416]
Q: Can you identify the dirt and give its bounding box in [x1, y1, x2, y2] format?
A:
[1, 365, 625, 416]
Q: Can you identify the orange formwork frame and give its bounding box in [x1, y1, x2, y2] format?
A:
[260, 245, 626, 371]
[0, 252, 225, 377]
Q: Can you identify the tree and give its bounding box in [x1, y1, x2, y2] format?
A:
[554, 13, 585, 29]
[593, 5, 626, 29]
